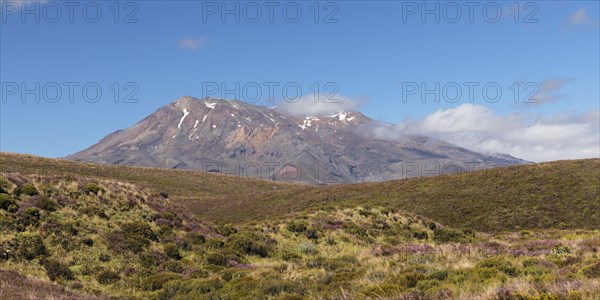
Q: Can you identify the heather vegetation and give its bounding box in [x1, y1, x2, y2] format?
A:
[0, 167, 599, 299]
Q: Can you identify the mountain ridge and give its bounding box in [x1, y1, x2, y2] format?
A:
[67, 96, 527, 184]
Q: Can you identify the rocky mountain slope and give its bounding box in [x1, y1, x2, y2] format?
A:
[67, 96, 526, 184]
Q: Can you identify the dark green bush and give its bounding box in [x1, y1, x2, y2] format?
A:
[433, 228, 466, 243]
[164, 243, 182, 260]
[220, 268, 247, 282]
[206, 251, 239, 267]
[121, 221, 157, 241]
[394, 272, 425, 288]
[0, 194, 17, 212]
[305, 227, 320, 239]
[85, 183, 103, 195]
[343, 222, 369, 238]
[181, 232, 205, 250]
[97, 270, 120, 284]
[286, 220, 308, 234]
[476, 257, 518, 276]
[36, 197, 58, 212]
[142, 272, 182, 291]
[106, 230, 150, 254]
[81, 237, 94, 247]
[228, 234, 269, 257]
[412, 230, 429, 240]
[428, 222, 437, 230]
[206, 238, 225, 249]
[42, 259, 75, 281]
[16, 233, 46, 260]
[215, 223, 237, 237]
[21, 184, 38, 196]
[21, 207, 41, 227]
[262, 278, 303, 296]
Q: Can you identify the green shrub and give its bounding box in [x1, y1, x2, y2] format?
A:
[305, 227, 320, 239]
[42, 259, 75, 281]
[343, 222, 369, 238]
[21, 207, 42, 227]
[215, 223, 237, 236]
[412, 230, 429, 240]
[428, 222, 437, 230]
[97, 270, 120, 285]
[106, 232, 144, 253]
[433, 228, 466, 243]
[206, 251, 238, 267]
[394, 272, 424, 288]
[476, 257, 517, 276]
[164, 243, 182, 260]
[85, 183, 103, 195]
[81, 237, 94, 246]
[142, 272, 183, 291]
[228, 234, 269, 257]
[121, 221, 157, 241]
[220, 268, 247, 282]
[21, 184, 38, 196]
[286, 220, 309, 234]
[0, 194, 17, 212]
[262, 278, 303, 296]
[36, 197, 58, 212]
[16, 233, 46, 260]
[206, 238, 225, 249]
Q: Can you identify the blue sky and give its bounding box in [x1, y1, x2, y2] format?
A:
[1, 0, 599, 161]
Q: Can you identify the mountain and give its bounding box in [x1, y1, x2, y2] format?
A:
[67, 96, 526, 184]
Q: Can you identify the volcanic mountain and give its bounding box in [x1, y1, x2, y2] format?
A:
[67, 96, 526, 184]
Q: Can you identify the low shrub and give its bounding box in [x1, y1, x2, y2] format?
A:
[433, 228, 466, 243]
[16, 233, 46, 260]
[21, 207, 42, 227]
[215, 223, 237, 237]
[286, 220, 309, 234]
[0, 194, 17, 212]
[81, 237, 94, 247]
[164, 243, 182, 260]
[412, 230, 429, 240]
[85, 183, 103, 195]
[206, 251, 239, 267]
[21, 184, 38, 196]
[228, 234, 269, 257]
[97, 270, 120, 285]
[142, 272, 182, 291]
[42, 259, 75, 281]
[36, 197, 58, 212]
[476, 257, 518, 276]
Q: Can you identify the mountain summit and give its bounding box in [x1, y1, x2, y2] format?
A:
[67, 96, 526, 183]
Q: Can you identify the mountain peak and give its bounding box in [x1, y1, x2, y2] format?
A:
[67, 96, 527, 184]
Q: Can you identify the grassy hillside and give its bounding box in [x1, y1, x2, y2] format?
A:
[1, 152, 598, 231]
[0, 171, 599, 299]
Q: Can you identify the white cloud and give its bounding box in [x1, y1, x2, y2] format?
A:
[375, 104, 600, 162]
[278, 94, 366, 116]
[177, 37, 205, 50]
[569, 7, 591, 25]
